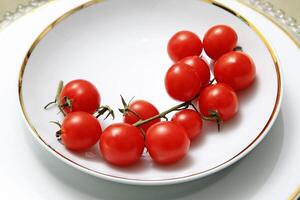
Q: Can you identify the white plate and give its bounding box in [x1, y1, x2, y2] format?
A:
[18, 0, 282, 185]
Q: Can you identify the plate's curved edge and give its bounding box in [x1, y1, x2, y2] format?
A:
[289, 186, 300, 200]
[17, 0, 283, 185]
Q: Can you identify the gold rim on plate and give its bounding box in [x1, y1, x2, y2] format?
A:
[18, 0, 282, 184]
[289, 186, 300, 200]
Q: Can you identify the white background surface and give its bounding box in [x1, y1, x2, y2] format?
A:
[0, 0, 299, 199]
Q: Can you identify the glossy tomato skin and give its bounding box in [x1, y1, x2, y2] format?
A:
[165, 62, 201, 101]
[198, 83, 238, 121]
[61, 112, 102, 151]
[145, 121, 190, 164]
[179, 56, 211, 88]
[167, 31, 203, 62]
[171, 109, 203, 140]
[214, 51, 256, 91]
[60, 79, 100, 114]
[100, 123, 144, 166]
[124, 100, 160, 133]
[203, 25, 238, 60]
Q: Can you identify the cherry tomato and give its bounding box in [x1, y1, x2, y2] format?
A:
[100, 123, 144, 166]
[179, 56, 211, 88]
[203, 25, 238, 60]
[145, 121, 190, 164]
[171, 109, 203, 140]
[124, 100, 160, 133]
[60, 79, 100, 114]
[167, 31, 203, 62]
[60, 111, 102, 151]
[165, 62, 201, 101]
[214, 51, 256, 91]
[198, 83, 238, 121]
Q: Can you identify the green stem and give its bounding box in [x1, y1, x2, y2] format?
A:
[58, 105, 67, 117]
[202, 111, 222, 132]
[49, 121, 62, 128]
[56, 81, 66, 116]
[44, 80, 64, 110]
[55, 81, 64, 102]
[44, 100, 57, 110]
[188, 101, 222, 131]
[133, 96, 197, 127]
[208, 78, 215, 85]
[234, 46, 243, 51]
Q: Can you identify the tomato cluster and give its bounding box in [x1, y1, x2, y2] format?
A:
[46, 24, 256, 167]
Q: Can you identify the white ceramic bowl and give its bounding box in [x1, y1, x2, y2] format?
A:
[18, 0, 282, 185]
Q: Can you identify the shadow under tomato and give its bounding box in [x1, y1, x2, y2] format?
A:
[237, 76, 259, 106]
[217, 111, 243, 133]
[189, 130, 207, 150]
[152, 154, 194, 172]
[202, 111, 243, 135]
[67, 144, 103, 162]
[105, 152, 152, 173]
[106, 150, 194, 173]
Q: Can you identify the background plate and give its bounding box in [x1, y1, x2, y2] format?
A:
[19, 0, 282, 185]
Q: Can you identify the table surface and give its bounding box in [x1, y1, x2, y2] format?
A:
[0, 0, 299, 199]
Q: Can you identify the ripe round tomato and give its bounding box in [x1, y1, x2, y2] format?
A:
[145, 121, 190, 164]
[60, 79, 100, 114]
[171, 109, 203, 140]
[100, 123, 144, 166]
[198, 83, 238, 121]
[179, 56, 211, 88]
[214, 51, 256, 91]
[203, 25, 238, 60]
[124, 100, 160, 133]
[60, 111, 102, 151]
[165, 62, 201, 101]
[167, 31, 203, 62]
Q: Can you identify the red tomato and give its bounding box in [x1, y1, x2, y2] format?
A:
[203, 25, 238, 60]
[124, 100, 160, 133]
[100, 123, 144, 166]
[198, 83, 238, 121]
[214, 51, 256, 91]
[165, 62, 201, 101]
[60, 112, 102, 151]
[171, 109, 203, 140]
[145, 121, 190, 164]
[179, 56, 211, 88]
[167, 31, 203, 62]
[60, 79, 100, 114]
